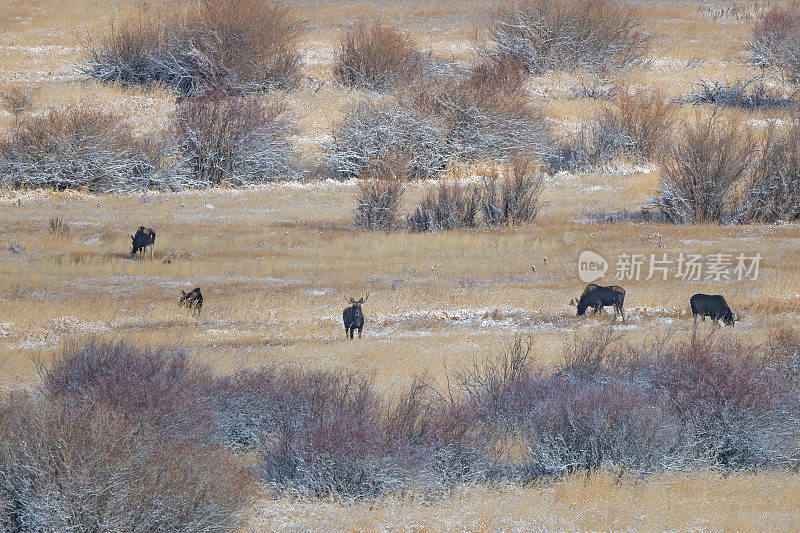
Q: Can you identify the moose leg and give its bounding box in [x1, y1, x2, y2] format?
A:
[150, 243, 154, 261]
[358, 327, 362, 339]
[619, 305, 626, 323]
[344, 325, 349, 339]
[348, 326, 354, 340]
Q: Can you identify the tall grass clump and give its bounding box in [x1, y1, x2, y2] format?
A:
[354, 177, 405, 231]
[653, 114, 755, 224]
[0, 105, 164, 193]
[334, 20, 430, 92]
[82, 0, 302, 94]
[488, 0, 651, 76]
[172, 90, 298, 186]
[408, 173, 481, 231]
[747, 6, 800, 84]
[481, 158, 544, 227]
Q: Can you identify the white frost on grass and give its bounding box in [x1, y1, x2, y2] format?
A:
[48, 316, 109, 334]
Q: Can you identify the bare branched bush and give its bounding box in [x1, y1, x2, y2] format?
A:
[467, 53, 527, 95]
[328, 66, 554, 180]
[522, 377, 682, 475]
[637, 336, 800, 469]
[82, 0, 302, 94]
[411, 75, 554, 163]
[481, 158, 544, 227]
[654, 114, 755, 224]
[452, 331, 800, 477]
[334, 20, 430, 92]
[747, 6, 800, 84]
[0, 394, 254, 532]
[172, 90, 298, 186]
[355, 177, 405, 231]
[40, 340, 217, 444]
[549, 120, 630, 172]
[738, 122, 800, 223]
[598, 89, 674, 159]
[210, 365, 482, 498]
[686, 78, 796, 109]
[328, 99, 452, 180]
[0, 105, 164, 193]
[489, 0, 651, 76]
[551, 89, 673, 171]
[408, 169, 481, 231]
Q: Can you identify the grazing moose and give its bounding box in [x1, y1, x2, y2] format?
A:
[179, 287, 203, 315]
[343, 293, 368, 340]
[571, 283, 626, 322]
[690, 293, 737, 326]
[131, 226, 156, 260]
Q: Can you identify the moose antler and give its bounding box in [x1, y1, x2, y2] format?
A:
[362, 292, 368, 303]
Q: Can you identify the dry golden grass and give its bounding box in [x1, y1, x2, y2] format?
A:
[249, 469, 800, 531]
[2, 0, 800, 529]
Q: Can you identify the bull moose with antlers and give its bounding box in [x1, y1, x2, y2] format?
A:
[343, 293, 368, 340]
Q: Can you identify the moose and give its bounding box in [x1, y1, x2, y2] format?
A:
[343, 293, 368, 340]
[571, 283, 626, 322]
[179, 287, 203, 315]
[690, 293, 737, 326]
[131, 226, 156, 260]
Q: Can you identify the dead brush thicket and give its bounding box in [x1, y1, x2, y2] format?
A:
[2, 341, 255, 532]
[0, 105, 163, 193]
[740, 122, 800, 223]
[654, 114, 755, 224]
[488, 0, 651, 76]
[328, 69, 553, 180]
[82, 0, 302, 94]
[653, 115, 800, 225]
[333, 20, 430, 92]
[685, 78, 796, 110]
[3, 330, 800, 512]
[551, 89, 674, 172]
[172, 89, 299, 186]
[747, 6, 800, 84]
[480, 158, 544, 227]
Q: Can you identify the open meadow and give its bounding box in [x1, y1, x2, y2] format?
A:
[1, 0, 800, 531]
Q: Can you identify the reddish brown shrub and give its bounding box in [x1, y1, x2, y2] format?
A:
[334, 20, 429, 92]
[748, 6, 800, 83]
[465, 53, 527, 95]
[83, 0, 302, 94]
[40, 340, 217, 443]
